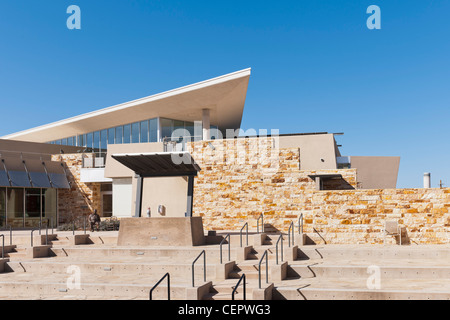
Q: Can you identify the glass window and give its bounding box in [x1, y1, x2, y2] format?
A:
[140, 120, 149, 143]
[25, 188, 41, 228]
[61, 139, 67, 146]
[115, 126, 123, 144]
[131, 122, 140, 143]
[93, 131, 100, 151]
[77, 135, 85, 147]
[25, 188, 41, 218]
[123, 124, 131, 144]
[0, 187, 5, 228]
[100, 129, 107, 150]
[7, 188, 23, 228]
[160, 118, 173, 141]
[100, 183, 113, 192]
[55, 140, 61, 145]
[108, 128, 115, 145]
[185, 122, 195, 141]
[149, 118, 158, 142]
[86, 133, 93, 150]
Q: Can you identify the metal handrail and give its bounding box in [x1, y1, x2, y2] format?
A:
[192, 250, 206, 287]
[220, 234, 231, 264]
[276, 234, 284, 265]
[298, 213, 304, 234]
[257, 213, 264, 234]
[288, 221, 294, 247]
[149, 273, 170, 300]
[258, 250, 268, 289]
[30, 228, 39, 247]
[0, 235, 4, 259]
[232, 273, 246, 300]
[240, 222, 248, 247]
[0, 225, 12, 245]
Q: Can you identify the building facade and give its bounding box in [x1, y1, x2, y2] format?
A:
[3, 69, 446, 244]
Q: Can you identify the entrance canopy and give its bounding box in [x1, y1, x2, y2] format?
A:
[111, 152, 201, 218]
[111, 152, 201, 178]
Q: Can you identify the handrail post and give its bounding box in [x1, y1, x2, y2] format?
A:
[0, 235, 4, 259]
[258, 250, 268, 289]
[298, 213, 304, 234]
[149, 273, 170, 300]
[288, 221, 294, 247]
[45, 221, 49, 245]
[220, 234, 231, 264]
[240, 222, 248, 247]
[31, 228, 39, 247]
[257, 214, 264, 234]
[192, 250, 206, 287]
[276, 234, 283, 265]
[232, 273, 246, 300]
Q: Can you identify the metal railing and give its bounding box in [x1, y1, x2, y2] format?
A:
[192, 250, 206, 287]
[240, 222, 248, 247]
[276, 234, 284, 265]
[220, 234, 231, 264]
[149, 273, 171, 300]
[0, 225, 12, 245]
[232, 273, 246, 300]
[82, 152, 107, 168]
[0, 235, 4, 259]
[258, 250, 269, 289]
[257, 214, 264, 234]
[298, 213, 304, 234]
[30, 228, 39, 247]
[288, 221, 294, 247]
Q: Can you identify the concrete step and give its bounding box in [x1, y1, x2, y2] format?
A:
[296, 245, 450, 261]
[4, 259, 218, 280]
[273, 277, 450, 300]
[206, 279, 257, 300]
[0, 272, 201, 300]
[288, 263, 450, 280]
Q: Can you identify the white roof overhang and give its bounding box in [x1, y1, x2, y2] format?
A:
[2, 68, 251, 143]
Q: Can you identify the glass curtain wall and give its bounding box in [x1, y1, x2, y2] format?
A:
[0, 188, 57, 229]
[47, 116, 222, 148]
[0, 187, 5, 228]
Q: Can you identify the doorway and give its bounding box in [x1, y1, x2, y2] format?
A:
[100, 184, 113, 217]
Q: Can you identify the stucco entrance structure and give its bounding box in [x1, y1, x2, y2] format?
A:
[112, 152, 203, 246]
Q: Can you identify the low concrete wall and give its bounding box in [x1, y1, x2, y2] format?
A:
[117, 217, 205, 246]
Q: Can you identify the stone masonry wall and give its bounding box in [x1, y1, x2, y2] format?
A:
[52, 154, 101, 225]
[188, 138, 450, 245]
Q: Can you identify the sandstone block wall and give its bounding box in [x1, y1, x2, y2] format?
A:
[52, 154, 101, 225]
[188, 138, 450, 245]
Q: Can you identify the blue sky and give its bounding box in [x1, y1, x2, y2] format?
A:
[0, 1, 449, 188]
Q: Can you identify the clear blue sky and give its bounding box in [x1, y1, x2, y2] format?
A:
[1, 1, 449, 188]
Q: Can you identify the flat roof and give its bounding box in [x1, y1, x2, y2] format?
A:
[2, 69, 251, 143]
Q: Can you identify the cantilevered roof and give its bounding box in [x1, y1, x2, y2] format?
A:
[111, 152, 201, 177]
[2, 69, 251, 143]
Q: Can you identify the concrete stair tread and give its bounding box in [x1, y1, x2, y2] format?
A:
[273, 276, 450, 292]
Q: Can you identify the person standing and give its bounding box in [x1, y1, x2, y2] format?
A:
[89, 210, 101, 232]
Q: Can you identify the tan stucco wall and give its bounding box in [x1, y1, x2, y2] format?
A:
[350, 156, 400, 189]
[278, 134, 338, 170]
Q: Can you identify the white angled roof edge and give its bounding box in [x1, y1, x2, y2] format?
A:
[2, 68, 252, 140]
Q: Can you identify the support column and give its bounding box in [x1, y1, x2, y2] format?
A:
[186, 175, 195, 217]
[202, 109, 210, 141]
[135, 175, 144, 218]
[315, 176, 322, 191]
